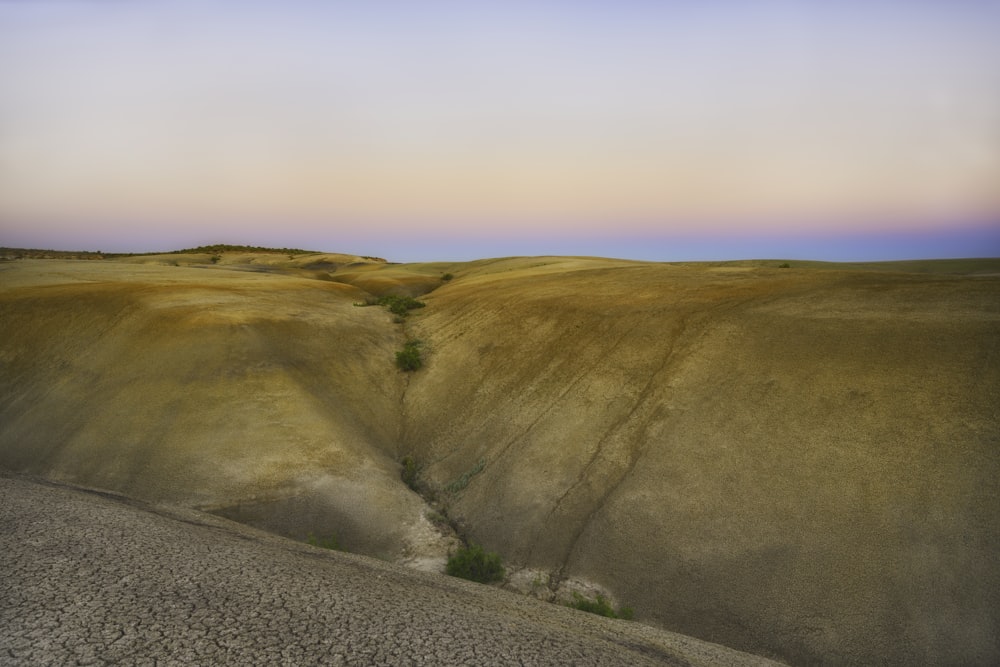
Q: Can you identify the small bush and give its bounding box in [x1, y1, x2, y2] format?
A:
[446, 543, 505, 583]
[778, 262, 791, 269]
[569, 592, 633, 620]
[395, 341, 423, 371]
[306, 532, 340, 550]
[441, 273, 454, 281]
[445, 458, 486, 494]
[401, 456, 419, 491]
[377, 295, 426, 317]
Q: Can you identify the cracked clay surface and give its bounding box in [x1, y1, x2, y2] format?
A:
[0, 474, 781, 666]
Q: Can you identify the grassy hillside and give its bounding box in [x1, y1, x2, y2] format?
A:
[1, 252, 998, 665]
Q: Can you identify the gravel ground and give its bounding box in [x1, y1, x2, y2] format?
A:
[0, 473, 781, 666]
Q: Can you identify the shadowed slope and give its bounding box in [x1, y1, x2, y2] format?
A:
[1, 255, 998, 665]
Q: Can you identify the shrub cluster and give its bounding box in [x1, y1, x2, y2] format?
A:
[446, 543, 505, 583]
[396, 341, 423, 371]
[445, 458, 486, 494]
[569, 592, 633, 620]
[377, 295, 426, 317]
[401, 456, 419, 491]
[306, 532, 340, 551]
[174, 244, 314, 255]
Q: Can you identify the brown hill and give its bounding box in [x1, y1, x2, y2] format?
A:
[1, 253, 998, 665]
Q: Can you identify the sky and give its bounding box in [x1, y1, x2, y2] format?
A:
[1, 0, 999, 262]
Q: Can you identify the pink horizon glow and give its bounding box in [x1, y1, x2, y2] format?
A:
[2, 2, 999, 261]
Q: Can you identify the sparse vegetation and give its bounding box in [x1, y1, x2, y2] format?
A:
[778, 262, 791, 268]
[401, 456, 420, 491]
[306, 532, 340, 550]
[441, 273, 454, 281]
[445, 458, 486, 494]
[173, 244, 315, 256]
[446, 543, 505, 583]
[396, 340, 423, 371]
[0, 247, 107, 260]
[569, 592, 633, 620]
[356, 294, 428, 316]
[377, 295, 426, 317]
[424, 509, 451, 531]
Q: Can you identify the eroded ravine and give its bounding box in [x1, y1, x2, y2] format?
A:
[2, 256, 999, 666]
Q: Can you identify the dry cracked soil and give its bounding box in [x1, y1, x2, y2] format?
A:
[1, 252, 998, 665]
[1, 472, 778, 666]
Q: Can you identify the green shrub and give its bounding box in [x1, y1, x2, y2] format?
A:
[446, 543, 505, 583]
[401, 456, 419, 491]
[377, 295, 426, 316]
[306, 532, 340, 550]
[569, 592, 633, 620]
[441, 273, 454, 281]
[395, 341, 423, 371]
[778, 262, 791, 268]
[445, 458, 486, 494]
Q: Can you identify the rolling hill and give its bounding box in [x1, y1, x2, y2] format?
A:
[1, 251, 998, 665]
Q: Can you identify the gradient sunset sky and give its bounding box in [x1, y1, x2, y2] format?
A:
[2, 1, 999, 262]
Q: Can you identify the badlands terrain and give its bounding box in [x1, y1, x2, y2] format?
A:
[1, 471, 776, 666]
[1, 249, 998, 665]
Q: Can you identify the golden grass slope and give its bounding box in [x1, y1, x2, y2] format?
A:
[405, 258, 1000, 665]
[1, 253, 998, 666]
[0, 258, 442, 561]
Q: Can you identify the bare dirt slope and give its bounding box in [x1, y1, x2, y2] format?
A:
[1, 254, 998, 665]
[1, 473, 780, 666]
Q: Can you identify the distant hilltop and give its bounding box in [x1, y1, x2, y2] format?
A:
[0, 245, 388, 263]
[166, 244, 319, 256]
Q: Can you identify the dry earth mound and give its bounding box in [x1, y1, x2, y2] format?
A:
[1, 254, 998, 665]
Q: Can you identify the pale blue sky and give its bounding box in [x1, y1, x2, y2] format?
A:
[1, 1, 999, 261]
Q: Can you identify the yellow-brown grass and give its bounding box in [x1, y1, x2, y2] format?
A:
[1, 254, 998, 665]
